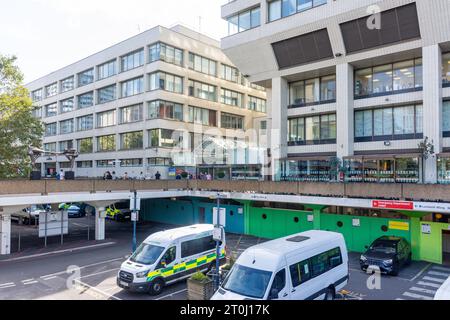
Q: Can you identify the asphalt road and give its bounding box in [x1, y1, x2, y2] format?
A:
[1, 218, 449, 300]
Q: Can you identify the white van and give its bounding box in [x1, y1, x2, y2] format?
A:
[434, 276, 450, 300]
[117, 224, 226, 295]
[211, 230, 348, 300]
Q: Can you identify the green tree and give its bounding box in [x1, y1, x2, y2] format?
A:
[0, 55, 43, 179]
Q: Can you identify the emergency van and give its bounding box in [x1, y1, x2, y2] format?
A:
[117, 224, 226, 295]
[211, 230, 348, 300]
[434, 276, 450, 300]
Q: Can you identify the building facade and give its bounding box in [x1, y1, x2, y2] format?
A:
[26, 25, 267, 179]
[221, 0, 450, 184]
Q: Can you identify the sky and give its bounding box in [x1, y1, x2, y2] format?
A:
[0, 0, 228, 83]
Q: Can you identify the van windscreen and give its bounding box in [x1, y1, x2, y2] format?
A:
[222, 264, 272, 299]
[130, 243, 165, 265]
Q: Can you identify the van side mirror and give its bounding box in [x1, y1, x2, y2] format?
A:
[268, 288, 280, 300]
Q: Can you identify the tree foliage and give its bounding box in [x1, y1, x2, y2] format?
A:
[0, 54, 43, 179]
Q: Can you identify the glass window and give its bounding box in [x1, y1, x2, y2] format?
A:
[120, 159, 143, 167]
[78, 92, 94, 109]
[282, 0, 296, 17]
[45, 123, 57, 136]
[148, 100, 183, 121]
[304, 79, 319, 103]
[97, 85, 116, 104]
[222, 264, 272, 299]
[120, 104, 143, 124]
[290, 81, 305, 105]
[227, 7, 261, 36]
[188, 80, 217, 101]
[77, 161, 93, 168]
[32, 107, 42, 119]
[221, 88, 243, 107]
[61, 76, 74, 92]
[372, 64, 393, 94]
[355, 68, 373, 96]
[45, 103, 57, 117]
[248, 96, 267, 112]
[221, 112, 244, 129]
[44, 143, 57, 153]
[415, 58, 423, 88]
[355, 110, 373, 138]
[239, 10, 251, 32]
[149, 129, 183, 148]
[444, 102, 450, 133]
[222, 65, 239, 83]
[320, 75, 336, 101]
[290, 259, 311, 287]
[120, 131, 143, 150]
[269, 0, 282, 21]
[320, 114, 336, 140]
[97, 160, 115, 167]
[228, 15, 239, 36]
[98, 60, 116, 80]
[97, 135, 116, 152]
[393, 60, 415, 91]
[188, 106, 217, 127]
[78, 69, 94, 87]
[77, 114, 93, 131]
[60, 119, 74, 134]
[149, 71, 183, 93]
[60, 98, 74, 113]
[31, 89, 43, 102]
[121, 49, 144, 72]
[188, 53, 217, 76]
[394, 105, 415, 135]
[45, 83, 58, 97]
[251, 7, 261, 28]
[443, 53, 450, 85]
[77, 138, 93, 154]
[121, 77, 144, 98]
[96, 110, 116, 128]
[149, 43, 183, 66]
[305, 116, 320, 141]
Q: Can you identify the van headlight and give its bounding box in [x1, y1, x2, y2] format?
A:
[384, 259, 393, 265]
[136, 270, 150, 278]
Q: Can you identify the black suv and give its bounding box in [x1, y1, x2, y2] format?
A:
[360, 236, 412, 276]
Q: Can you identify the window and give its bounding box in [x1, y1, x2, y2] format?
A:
[270, 269, 286, 297]
[188, 53, 217, 76]
[77, 138, 93, 154]
[290, 75, 336, 107]
[268, 0, 326, 22]
[61, 76, 74, 92]
[221, 112, 244, 129]
[188, 80, 217, 101]
[444, 101, 450, 135]
[289, 259, 311, 287]
[60, 98, 74, 113]
[97, 110, 116, 128]
[120, 104, 143, 124]
[77, 114, 94, 131]
[32, 107, 42, 119]
[157, 247, 177, 269]
[227, 6, 261, 35]
[220, 88, 243, 107]
[97, 160, 115, 168]
[98, 60, 116, 80]
[121, 77, 144, 98]
[149, 129, 183, 148]
[59, 140, 73, 152]
[31, 89, 43, 102]
[288, 114, 336, 144]
[149, 71, 183, 93]
[355, 104, 423, 142]
[148, 157, 172, 166]
[248, 96, 267, 112]
[45, 83, 58, 97]
[77, 161, 93, 168]
[44, 143, 57, 153]
[120, 159, 143, 167]
[97, 135, 116, 152]
[60, 119, 74, 134]
[354, 58, 423, 98]
[45, 103, 57, 117]
[121, 49, 144, 72]
[260, 120, 267, 130]
[98, 85, 116, 104]
[149, 42, 183, 66]
[443, 53, 450, 86]
[148, 100, 183, 121]
[221, 65, 239, 83]
[78, 92, 94, 109]
[188, 106, 217, 127]
[181, 236, 216, 258]
[45, 123, 57, 136]
[120, 131, 143, 150]
[78, 69, 94, 87]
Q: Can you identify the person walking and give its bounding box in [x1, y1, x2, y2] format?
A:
[155, 171, 161, 180]
[111, 171, 117, 180]
[59, 170, 65, 180]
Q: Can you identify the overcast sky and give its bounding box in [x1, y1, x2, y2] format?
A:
[0, 0, 228, 83]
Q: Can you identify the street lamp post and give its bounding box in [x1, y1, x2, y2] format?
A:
[132, 190, 138, 252]
[214, 194, 221, 290]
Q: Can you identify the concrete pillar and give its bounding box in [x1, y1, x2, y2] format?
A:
[95, 207, 106, 241]
[422, 45, 443, 183]
[0, 214, 11, 255]
[336, 63, 354, 159]
[270, 77, 289, 180]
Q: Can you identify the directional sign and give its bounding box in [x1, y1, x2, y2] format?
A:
[212, 208, 226, 227]
[129, 197, 141, 211]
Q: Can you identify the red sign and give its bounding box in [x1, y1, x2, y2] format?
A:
[372, 200, 414, 210]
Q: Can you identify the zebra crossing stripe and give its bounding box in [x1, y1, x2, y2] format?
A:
[428, 271, 450, 278]
[417, 281, 442, 289]
[423, 276, 446, 283]
[409, 287, 437, 295]
[402, 292, 433, 300]
[432, 266, 450, 272]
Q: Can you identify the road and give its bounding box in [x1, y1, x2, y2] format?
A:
[0, 218, 449, 300]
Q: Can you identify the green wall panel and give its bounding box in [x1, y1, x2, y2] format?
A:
[419, 222, 450, 264]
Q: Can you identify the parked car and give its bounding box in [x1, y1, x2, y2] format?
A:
[11, 204, 50, 224]
[212, 230, 349, 300]
[434, 276, 450, 300]
[66, 203, 96, 218]
[106, 201, 132, 222]
[360, 236, 412, 276]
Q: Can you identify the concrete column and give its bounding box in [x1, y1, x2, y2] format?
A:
[336, 63, 354, 159]
[95, 207, 106, 241]
[0, 214, 11, 255]
[422, 45, 443, 183]
[270, 77, 289, 180]
[260, 0, 268, 25]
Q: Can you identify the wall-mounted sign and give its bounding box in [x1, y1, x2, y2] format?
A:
[372, 200, 414, 210]
[352, 219, 361, 227]
[389, 221, 410, 231]
[421, 224, 432, 234]
[307, 215, 314, 222]
[238, 208, 244, 215]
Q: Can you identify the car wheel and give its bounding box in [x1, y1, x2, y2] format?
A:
[149, 278, 164, 296]
[324, 287, 335, 300]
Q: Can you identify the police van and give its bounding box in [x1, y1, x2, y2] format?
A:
[117, 224, 226, 295]
[212, 230, 348, 300]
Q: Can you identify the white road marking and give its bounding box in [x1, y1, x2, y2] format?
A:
[409, 287, 437, 295]
[417, 281, 442, 289]
[428, 271, 450, 278]
[410, 263, 432, 282]
[41, 275, 57, 281]
[79, 268, 120, 279]
[73, 279, 122, 300]
[155, 288, 188, 301]
[0, 282, 14, 287]
[22, 280, 39, 285]
[0, 284, 16, 289]
[22, 278, 35, 282]
[423, 276, 446, 283]
[432, 266, 450, 272]
[402, 292, 433, 300]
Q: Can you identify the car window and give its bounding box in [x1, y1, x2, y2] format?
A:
[158, 246, 177, 268]
[270, 269, 286, 293]
[290, 260, 311, 287]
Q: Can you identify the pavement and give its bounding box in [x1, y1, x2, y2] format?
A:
[1, 218, 449, 300]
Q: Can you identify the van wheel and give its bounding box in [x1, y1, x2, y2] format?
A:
[149, 278, 164, 296]
[324, 287, 335, 300]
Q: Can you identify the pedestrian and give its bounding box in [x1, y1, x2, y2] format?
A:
[176, 174, 182, 180]
[206, 173, 212, 181]
[139, 172, 145, 180]
[155, 171, 161, 180]
[123, 172, 129, 180]
[106, 171, 113, 180]
[111, 171, 117, 180]
[60, 169, 65, 180]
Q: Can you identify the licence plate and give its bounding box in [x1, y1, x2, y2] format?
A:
[120, 281, 129, 287]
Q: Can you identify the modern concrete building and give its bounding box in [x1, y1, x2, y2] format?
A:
[26, 25, 267, 180]
[221, 0, 450, 184]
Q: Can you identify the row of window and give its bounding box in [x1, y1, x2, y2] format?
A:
[288, 114, 337, 145]
[31, 42, 266, 102]
[268, 0, 327, 22]
[54, 158, 171, 169]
